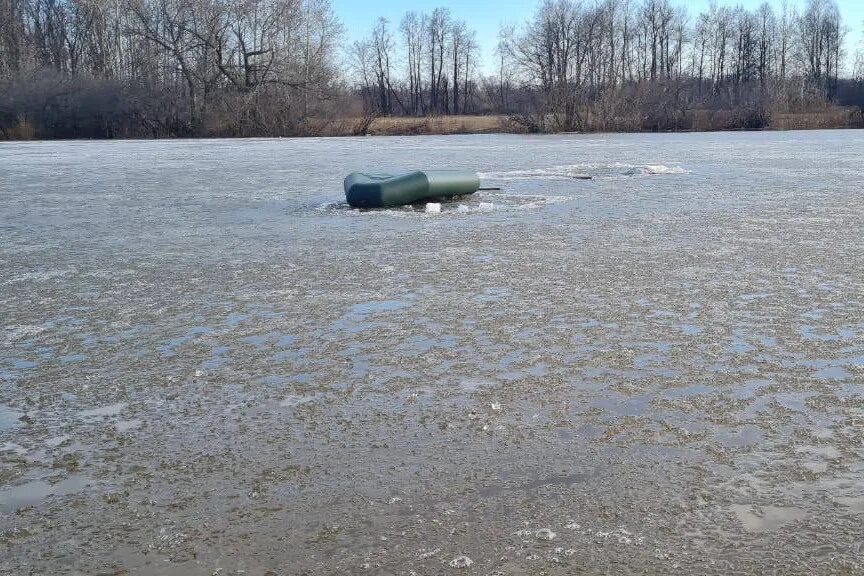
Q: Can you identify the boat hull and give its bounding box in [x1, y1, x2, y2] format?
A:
[344, 170, 480, 208]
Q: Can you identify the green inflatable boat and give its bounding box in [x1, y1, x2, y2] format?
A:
[344, 170, 481, 208]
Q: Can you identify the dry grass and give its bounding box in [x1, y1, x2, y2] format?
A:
[8, 110, 857, 140]
[1, 118, 37, 140]
[305, 115, 508, 137]
[367, 115, 506, 136]
[689, 107, 860, 131]
[770, 109, 861, 130]
[320, 109, 860, 138]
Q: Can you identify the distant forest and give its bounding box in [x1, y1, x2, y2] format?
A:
[1, 0, 863, 139]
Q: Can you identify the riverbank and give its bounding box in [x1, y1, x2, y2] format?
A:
[1, 108, 862, 140]
[360, 108, 864, 136]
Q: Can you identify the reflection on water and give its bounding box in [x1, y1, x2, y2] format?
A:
[2, 131, 864, 574]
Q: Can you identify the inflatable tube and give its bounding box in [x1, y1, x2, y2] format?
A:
[344, 170, 481, 208]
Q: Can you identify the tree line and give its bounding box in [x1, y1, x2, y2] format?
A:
[353, 0, 861, 131]
[0, 0, 343, 137]
[350, 10, 480, 117]
[0, 0, 862, 139]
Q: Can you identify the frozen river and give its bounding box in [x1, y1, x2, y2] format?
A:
[2, 131, 864, 574]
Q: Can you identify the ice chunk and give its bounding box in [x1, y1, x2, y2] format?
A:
[449, 555, 473, 568]
[536, 528, 557, 541]
[425, 202, 441, 213]
[478, 202, 495, 212]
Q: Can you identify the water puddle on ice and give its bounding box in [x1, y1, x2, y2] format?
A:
[59, 353, 87, 364]
[0, 405, 23, 430]
[475, 287, 512, 302]
[7, 358, 37, 370]
[834, 497, 864, 513]
[813, 366, 851, 380]
[460, 379, 492, 393]
[679, 323, 703, 336]
[45, 434, 71, 447]
[280, 394, 317, 408]
[713, 425, 764, 448]
[0, 475, 91, 513]
[730, 504, 807, 533]
[160, 326, 214, 357]
[116, 419, 142, 432]
[351, 300, 410, 315]
[79, 402, 126, 418]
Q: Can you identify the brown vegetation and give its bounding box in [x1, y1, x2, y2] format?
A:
[47, 109, 838, 141]
[769, 108, 863, 130]
[0, 0, 862, 140]
[365, 115, 504, 136]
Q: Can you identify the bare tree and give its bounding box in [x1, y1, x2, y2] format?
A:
[400, 10, 424, 115]
[426, 7, 449, 114]
[796, 0, 843, 98]
[0, 0, 860, 138]
[128, 0, 207, 123]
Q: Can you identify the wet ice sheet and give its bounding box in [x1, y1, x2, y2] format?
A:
[2, 131, 864, 574]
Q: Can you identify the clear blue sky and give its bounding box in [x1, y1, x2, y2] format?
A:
[332, 0, 863, 75]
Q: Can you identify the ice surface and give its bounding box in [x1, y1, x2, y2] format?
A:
[3, 131, 864, 574]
